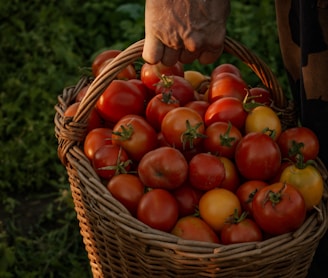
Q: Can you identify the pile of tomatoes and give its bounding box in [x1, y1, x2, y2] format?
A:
[65, 49, 325, 245]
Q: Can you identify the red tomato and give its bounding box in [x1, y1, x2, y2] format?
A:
[92, 144, 131, 180]
[137, 189, 179, 232]
[140, 61, 184, 91]
[83, 127, 113, 161]
[145, 93, 180, 131]
[75, 84, 90, 102]
[221, 212, 263, 244]
[92, 49, 121, 77]
[208, 72, 248, 103]
[96, 80, 147, 124]
[236, 180, 268, 217]
[210, 63, 242, 80]
[92, 49, 136, 79]
[277, 126, 320, 162]
[138, 146, 188, 190]
[64, 102, 103, 133]
[188, 153, 225, 191]
[172, 183, 203, 217]
[112, 115, 158, 162]
[161, 107, 205, 150]
[269, 161, 293, 183]
[252, 182, 306, 235]
[199, 188, 242, 232]
[235, 132, 281, 180]
[247, 87, 272, 106]
[171, 216, 220, 244]
[219, 157, 240, 192]
[128, 78, 154, 106]
[203, 121, 242, 159]
[204, 97, 247, 130]
[106, 174, 144, 216]
[184, 100, 210, 121]
[155, 75, 196, 106]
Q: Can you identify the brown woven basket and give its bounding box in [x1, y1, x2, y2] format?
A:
[54, 37, 328, 278]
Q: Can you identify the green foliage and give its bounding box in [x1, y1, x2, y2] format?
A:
[0, 1, 289, 277]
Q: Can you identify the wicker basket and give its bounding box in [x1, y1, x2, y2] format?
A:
[54, 37, 328, 278]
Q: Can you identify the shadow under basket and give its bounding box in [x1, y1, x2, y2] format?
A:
[54, 37, 328, 278]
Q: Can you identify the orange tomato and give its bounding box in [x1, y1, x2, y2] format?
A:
[199, 188, 241, 232]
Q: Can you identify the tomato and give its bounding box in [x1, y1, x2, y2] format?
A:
[92, 49, 121, 77]
[188, 153, 225, 191]
[269, 161, 293, 183]
[128, 78, 154, 107]
[172, 183, 203, 217]
[137, 189, 179, 232]
[96, 80, 147, 124]
[221, 211, 263, 244]
[145, 93, 180, 131]
[247, 87, 272, 106]
[245, 106, 282, 141]
[75, 84, 90, 102]
[199, 188, 241, 232]
[112, 115, 158, 161]
[92, 49, 136, 79]
[171, 216, 220, 244]
[204, 97, 247, 130]
[138, 146, 188, 190]
[277, 126, 320, 162]
[92, 144, 131, 180]
[280, 164, 324, 210]
[184, 100, 209, 121]
[252, 182, 306, 235]
[83, 127, 113, 161]
[140, 61, 184, 91]
[184, 70, 209, 91]
[235, 132, 281, 180]
[208, 72, 248, 103]
[155, 75, 195, 106]
[210, 63, 242, 80]
[64, 102, 103, 133]
[106, 174, 144, 216]
[203, 121, 242, 159]
[236, 180, 268, 217]
[219, 157, 241, 192]
[161, 107, 205, 150]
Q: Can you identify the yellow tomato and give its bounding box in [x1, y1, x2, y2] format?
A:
[245, 106, 282, 140]
[184, 70, 209, 90]
[199, 188, 241, 232]
[280, 164, 324, 210]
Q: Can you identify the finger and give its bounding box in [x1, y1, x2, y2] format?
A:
[161, 46, 181, 66]
[198, 46, 224, 65]
[142, 35, 164, 64]
[179, 49, 200, 64]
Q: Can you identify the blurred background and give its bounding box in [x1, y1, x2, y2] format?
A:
[0, 1, 286, 277]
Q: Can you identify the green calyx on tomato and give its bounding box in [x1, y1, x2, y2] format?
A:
[181, 120, 206, 150]
[225, 208, 248, 225]
[112, 124, 134, 141]
[262, 182, 287, 207]
[160, 91, 179, 104]
[97, 147, 132, 175]
[219, 121, 238, 148]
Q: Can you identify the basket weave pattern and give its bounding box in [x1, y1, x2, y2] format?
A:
[54, 37, 328, 278]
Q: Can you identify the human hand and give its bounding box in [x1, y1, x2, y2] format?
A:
[142, 0, 230, 66]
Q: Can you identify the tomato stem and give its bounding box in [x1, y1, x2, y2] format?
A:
[220, 121, 237, 147]
[181, 120, 206, 150]
[263, 183, 286, 207]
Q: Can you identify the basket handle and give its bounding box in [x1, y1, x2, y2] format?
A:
[74, 37, 287, 126]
